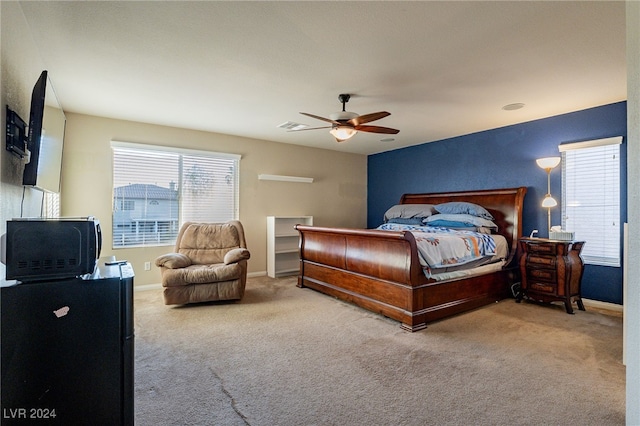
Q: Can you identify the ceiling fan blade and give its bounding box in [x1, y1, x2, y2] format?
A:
[349, 111, 390, 126]
[300, 112, 341, 125]
[355, 125, 399, 134]
[287, 126, 332, 132]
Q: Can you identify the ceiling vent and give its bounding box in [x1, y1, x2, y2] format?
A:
[278, 121, 308, 131]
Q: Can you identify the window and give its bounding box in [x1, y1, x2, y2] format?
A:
[43, 192, 60, 218]
[111, 141, 240, 248]
[560, 136, 622, 267]
[118, 200, 135, 211]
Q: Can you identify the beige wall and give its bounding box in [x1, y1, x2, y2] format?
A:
[60, 113, 367, 286]
[1, 2, 367, 286]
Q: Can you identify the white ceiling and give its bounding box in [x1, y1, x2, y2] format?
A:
[18, 1, 626, 155]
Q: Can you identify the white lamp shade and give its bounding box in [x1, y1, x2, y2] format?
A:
[329, 126, 357, 142]
[536, 157, 561, 170]
[541, 195, 558, 208]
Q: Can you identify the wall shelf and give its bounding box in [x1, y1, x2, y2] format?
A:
[258, 174, 313, 183]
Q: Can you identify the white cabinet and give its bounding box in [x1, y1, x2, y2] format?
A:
[267, 216, 313, 278]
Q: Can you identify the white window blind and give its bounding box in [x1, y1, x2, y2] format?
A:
[111, 142, 240, 248]
[43, 192, 60, 218]
[560, 136, 622, 266]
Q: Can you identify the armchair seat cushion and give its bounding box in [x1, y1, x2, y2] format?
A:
[162, 262, 243, 287]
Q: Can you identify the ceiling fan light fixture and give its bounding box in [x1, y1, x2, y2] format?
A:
[330, 126, 357, 142]
[296, 93, 398, 143]
[329, 111, 359, 121]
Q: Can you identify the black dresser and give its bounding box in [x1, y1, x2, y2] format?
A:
[1, 277, 134, 425]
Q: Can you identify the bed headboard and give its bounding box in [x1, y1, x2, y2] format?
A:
[399, 187, 527, 265]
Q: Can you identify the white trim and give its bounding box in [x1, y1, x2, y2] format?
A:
[582, 298, 623, 313]
[111, 140, 242, 160]
[558, 135, 623, 152]
[133, 284, 622, 311]
[134, 283, 162, 292]
[258, 174, 313, 183]
[624, 222, 629, 365]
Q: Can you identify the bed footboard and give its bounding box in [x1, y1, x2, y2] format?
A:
[296, 226, 429, 330]
[295, 225, 516, 331]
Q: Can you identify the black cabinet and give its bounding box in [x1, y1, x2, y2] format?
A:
[1, 277, 134, 425]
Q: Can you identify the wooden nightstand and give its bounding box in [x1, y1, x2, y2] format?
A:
[517, 238, 586, 314]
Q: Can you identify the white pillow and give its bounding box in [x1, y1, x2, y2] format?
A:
[383, 204, 436, 222]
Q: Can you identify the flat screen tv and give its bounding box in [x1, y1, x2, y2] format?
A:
[23, 70, 66, 193]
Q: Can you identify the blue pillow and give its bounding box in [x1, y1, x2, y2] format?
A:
[387, 217, 424, 225]
[435, 202, 494, 220]
[427, 220, 476, 228]
[425, 214, 498, 231]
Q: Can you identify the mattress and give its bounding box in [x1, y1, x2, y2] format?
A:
[376, 223, 509, 279]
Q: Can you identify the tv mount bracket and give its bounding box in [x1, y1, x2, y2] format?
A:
[5, 105, 28, 158]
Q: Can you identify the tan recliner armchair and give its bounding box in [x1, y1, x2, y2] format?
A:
[155, 221, 251, 305]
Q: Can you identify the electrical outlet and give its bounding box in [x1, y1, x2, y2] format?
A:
[144, 261, 151, 271]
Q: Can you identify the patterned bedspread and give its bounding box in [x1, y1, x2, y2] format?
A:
[376, 223, 497, 277]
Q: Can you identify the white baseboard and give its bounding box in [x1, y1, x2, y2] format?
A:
[134, 283, 162, 292]
[582, 298, 623, 313]
[133, 283, 623, 317]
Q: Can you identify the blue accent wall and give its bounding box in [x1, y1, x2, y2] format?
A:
[368, 101, 627, 304]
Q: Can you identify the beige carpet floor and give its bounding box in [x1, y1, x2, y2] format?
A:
[134, 276, 625, 425]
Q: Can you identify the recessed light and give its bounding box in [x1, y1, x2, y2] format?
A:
[502, 103, 525, 111]
[380, 138, 395, 142]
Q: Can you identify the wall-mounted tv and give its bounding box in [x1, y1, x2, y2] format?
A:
[23, 70, 66, 193]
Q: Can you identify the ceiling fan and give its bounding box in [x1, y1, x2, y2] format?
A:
[292, 94, 399, 142]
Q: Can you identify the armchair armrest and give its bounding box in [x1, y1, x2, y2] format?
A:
[155, 253, 192, 269]
[224, 248, 251, 265]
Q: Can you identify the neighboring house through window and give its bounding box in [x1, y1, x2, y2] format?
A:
[111, 141, 240, 248]
[561, 136, 622, 267]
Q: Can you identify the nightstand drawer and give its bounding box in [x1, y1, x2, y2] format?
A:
[530, 281, 556, 294]
[527, 268, 556, 282]
[527, 255, 556, 267]
[525, 243, 556, 255]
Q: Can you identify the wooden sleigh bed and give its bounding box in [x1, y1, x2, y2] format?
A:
[295, 187, 527, 331]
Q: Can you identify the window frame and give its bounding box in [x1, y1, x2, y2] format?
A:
[43, 191, 60, 218]
[111, 141, 240, 249]
[560, 136, 622, 267]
